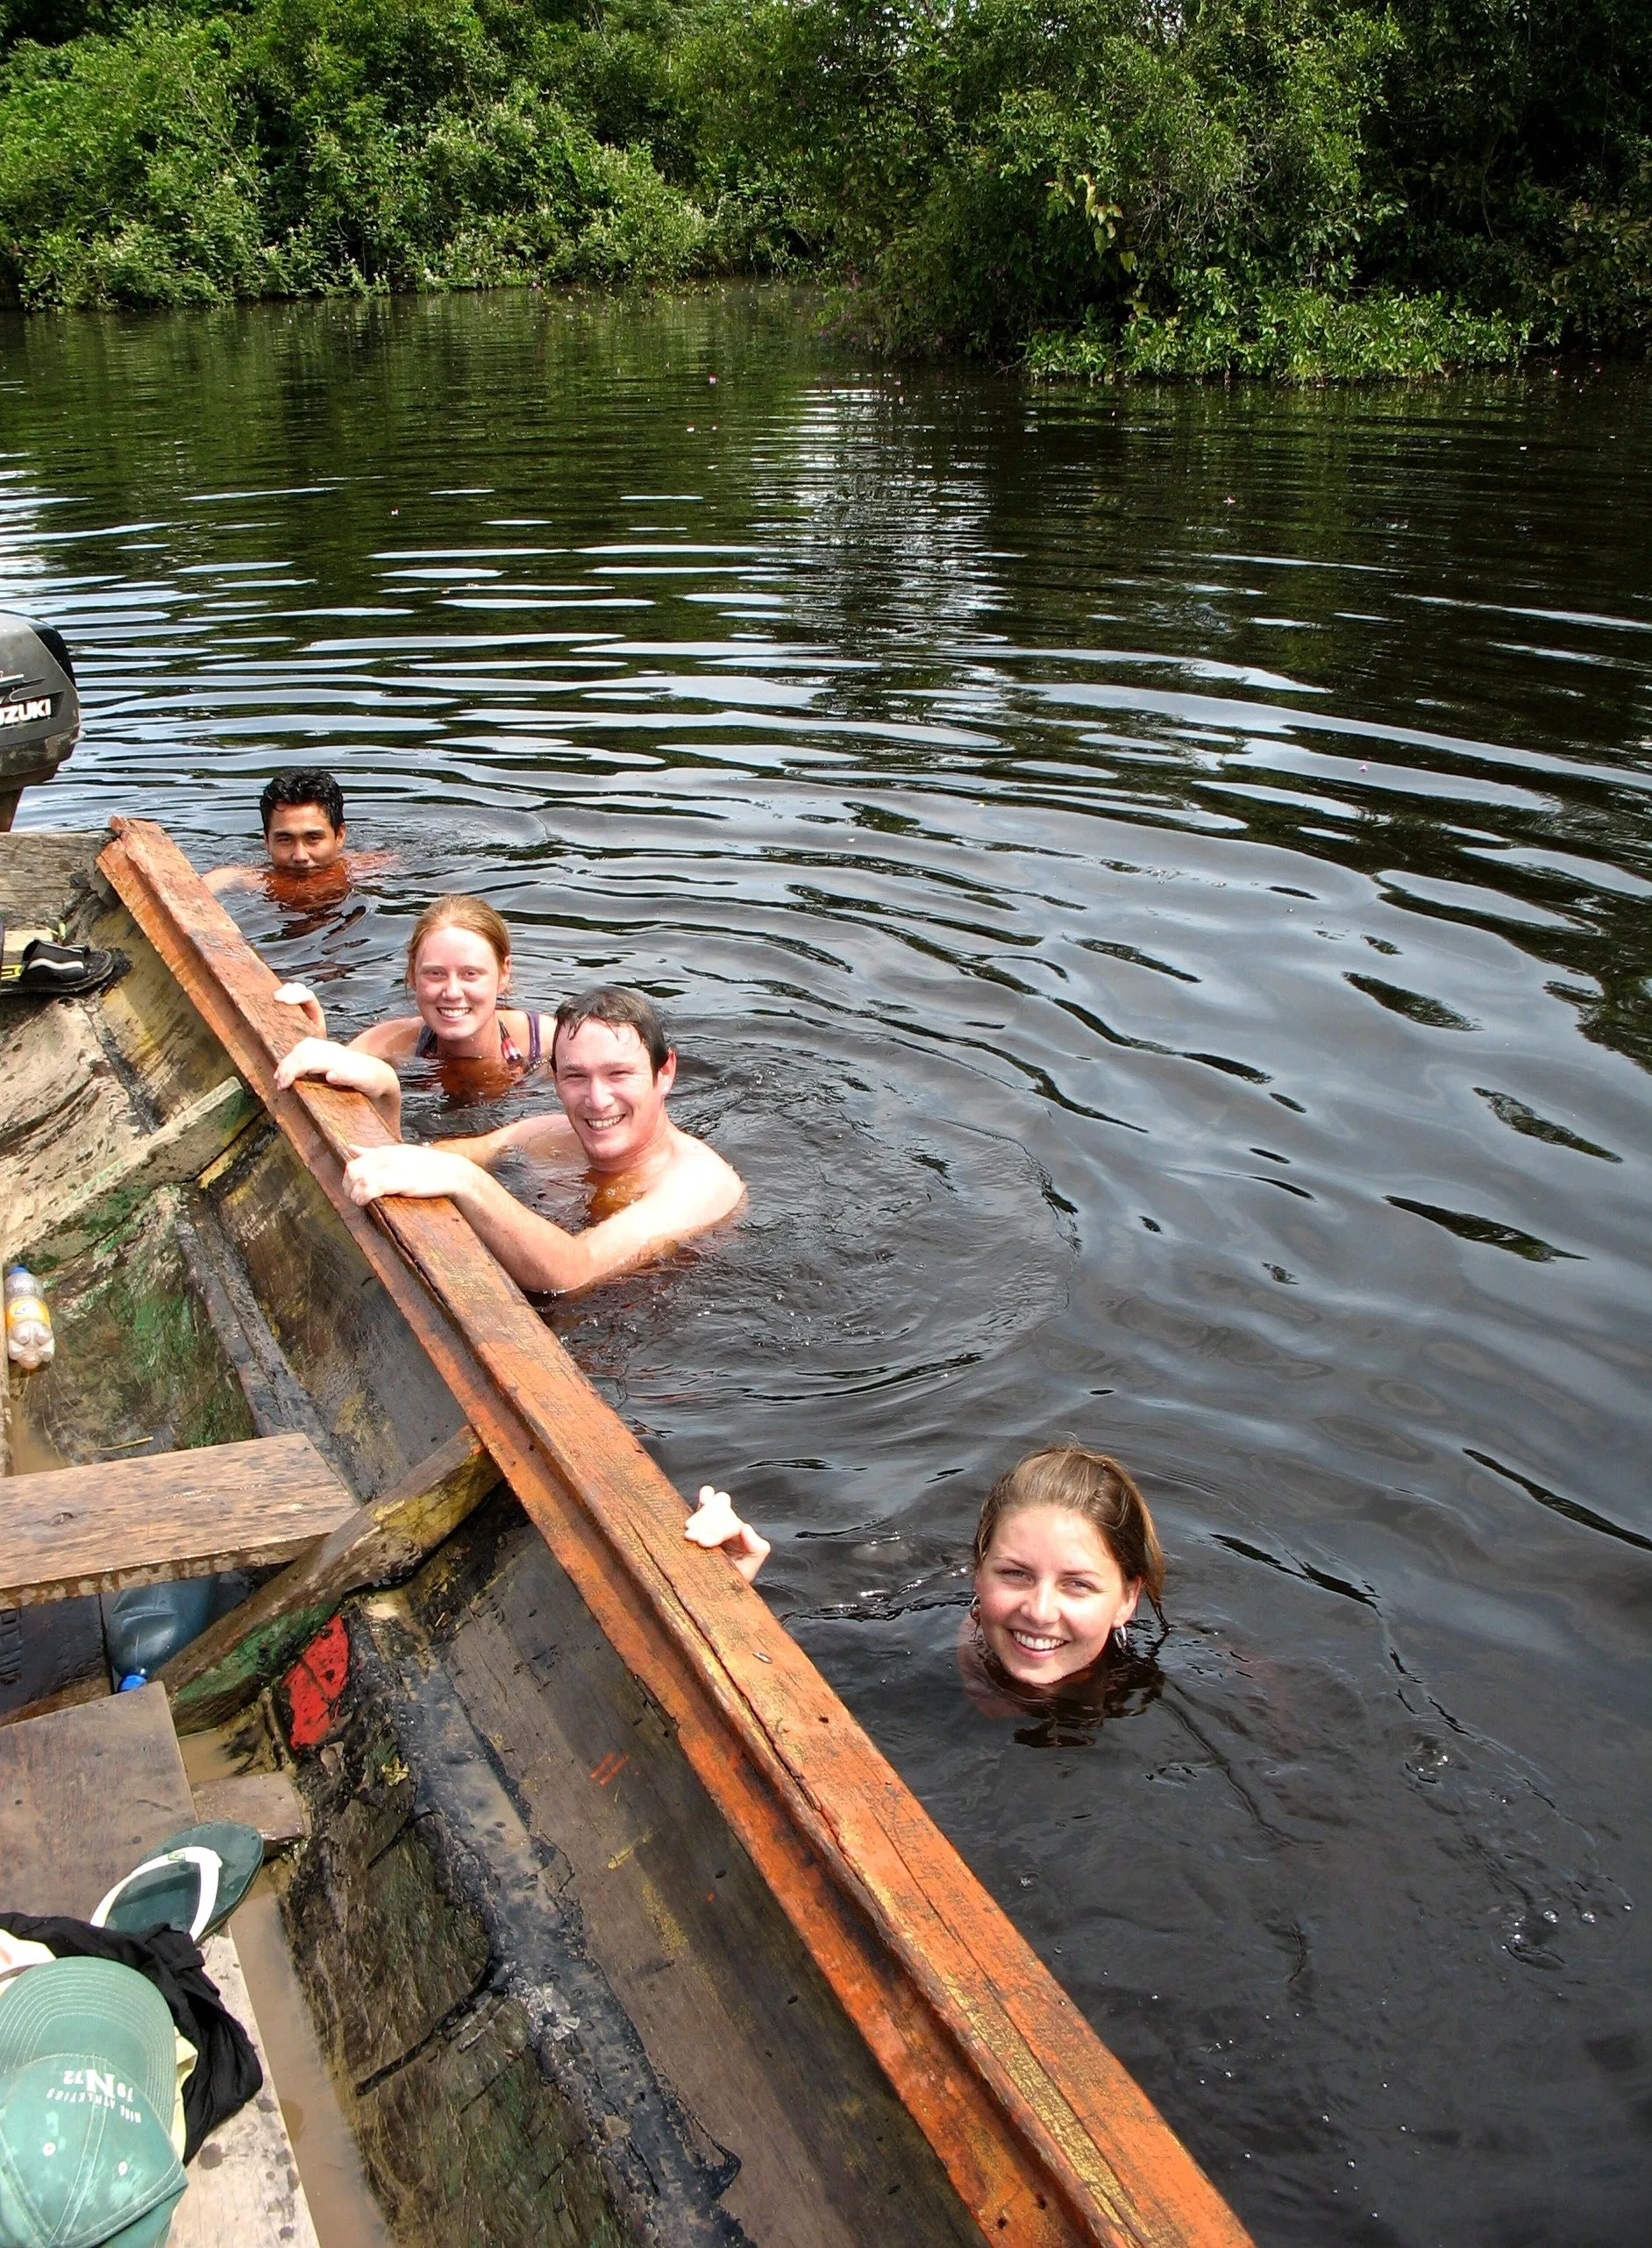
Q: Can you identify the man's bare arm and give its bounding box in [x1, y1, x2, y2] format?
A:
[342, 1142, 742, 1293]
[433, 1112, 577, 1171]
[203, 863, 260, 897]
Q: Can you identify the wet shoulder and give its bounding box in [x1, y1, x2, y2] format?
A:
[676, 1126, 745, 1220]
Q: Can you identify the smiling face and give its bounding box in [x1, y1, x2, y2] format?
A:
[266, 801, 345, 874]
[553, 1019, 676, 1170]
[973, 1505, 1141, 1686]
[410, 925, 508, 1052]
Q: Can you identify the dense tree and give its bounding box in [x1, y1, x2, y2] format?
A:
[1, 0, 1646, 370]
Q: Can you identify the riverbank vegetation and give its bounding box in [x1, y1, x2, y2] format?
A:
[1, 0, 1648, 376]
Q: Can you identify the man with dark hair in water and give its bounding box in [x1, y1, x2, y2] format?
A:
[205, 766, 391, 897]
[338, 985, 744, 1293]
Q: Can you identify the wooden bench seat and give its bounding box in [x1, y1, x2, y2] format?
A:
[0, 1431, 357, 1607]
[0, 1685, 320, 2246]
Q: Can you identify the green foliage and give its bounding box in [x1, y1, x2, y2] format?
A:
[0, 18, 274, 304]
[0, 0, 709, 306]
[0, 0, 1647, 365]
[675, 0, 1649, 363]
[676, 0, 1481, 359]
[1352, 0, 1652, 350]
[1027, 279, 1527, 380]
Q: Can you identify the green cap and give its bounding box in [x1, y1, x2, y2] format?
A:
[0, 1959, 186, 2246]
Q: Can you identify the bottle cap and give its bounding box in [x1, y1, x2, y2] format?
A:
[117, 1673, 149, 1692]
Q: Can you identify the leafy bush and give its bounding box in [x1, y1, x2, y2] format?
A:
[0, 18, 276, 304]
[1028, 281, 1527, 381]
[0, 0, 709, 305]
[0, 0, 1647, 363]
[679, 0, 1408, 354]
[675, 0, 1650, 363]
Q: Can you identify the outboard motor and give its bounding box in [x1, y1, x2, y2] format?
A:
[0, 614, 81, 831]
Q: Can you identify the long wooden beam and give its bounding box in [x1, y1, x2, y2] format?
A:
[160, 1427, 500, 1730]
[98, 816, 1251, 2248]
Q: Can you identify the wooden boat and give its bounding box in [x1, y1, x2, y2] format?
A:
[0, 817, 1252, 2248]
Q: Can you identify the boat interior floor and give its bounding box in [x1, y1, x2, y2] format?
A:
[0, 1683, 320, 2245]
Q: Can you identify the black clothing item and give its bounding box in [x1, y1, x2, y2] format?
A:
[0, 1910, 262, 2161]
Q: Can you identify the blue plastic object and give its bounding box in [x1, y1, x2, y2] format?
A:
[104, 1578, 217, 1690]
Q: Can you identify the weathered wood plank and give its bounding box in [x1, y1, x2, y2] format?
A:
[171, 1933, 322, 2248]
[101, 815, 1252, 2248]
[0, 829, 105, 929]
[209, 1126, 468, 1499]
[161, 1426, 499, 1730]
[191, 1770, 310, 1853]
[0, 1430, 357, 1606]
[0, 1682, 193, 1910]
[280, 1611, 731, 2248]
[441, 1524, 979, 2248]
[0, 997, 142, 1260]
[18, 1076, 260, 1272]
[0, 1675, 110, 1731]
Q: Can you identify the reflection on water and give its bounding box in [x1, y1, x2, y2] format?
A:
[4, 290, 1649, 2245]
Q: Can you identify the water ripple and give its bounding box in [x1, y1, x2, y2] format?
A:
[1, 295, 1649, 2248]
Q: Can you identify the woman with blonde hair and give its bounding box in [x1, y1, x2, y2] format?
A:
[274, 894, 552, 1132]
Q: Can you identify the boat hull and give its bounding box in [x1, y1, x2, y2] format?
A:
[0, 823, 1253, 2248]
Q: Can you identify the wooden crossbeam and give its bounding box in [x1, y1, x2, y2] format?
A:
[160, 1426, 500, 1731]
[0, 1431, 357, 1607]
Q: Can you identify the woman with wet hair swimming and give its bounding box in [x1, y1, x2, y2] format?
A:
[686, 1441, 1164, 1698]
[964, 1444, 1164, 1689]
[273, 894, 553, 1132]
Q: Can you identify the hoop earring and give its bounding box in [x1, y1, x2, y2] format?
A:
[1113, 1623, 1129, 1652]
[969, 1595, 980, 1621]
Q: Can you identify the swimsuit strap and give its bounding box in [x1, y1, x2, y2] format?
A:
[416, 1012, 542, 1067]
[495, 1012, 546, 1068]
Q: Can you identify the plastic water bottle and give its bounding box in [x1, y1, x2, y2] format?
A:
[104, 1578, 217, 1690]
[4, 1267, 53, 1370]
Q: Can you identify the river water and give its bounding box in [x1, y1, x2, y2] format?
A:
[3, 289, 1648, 2246]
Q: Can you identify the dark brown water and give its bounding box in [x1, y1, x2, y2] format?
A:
[4, 289, 1649, 2246]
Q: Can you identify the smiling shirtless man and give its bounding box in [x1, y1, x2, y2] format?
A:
[340, 986, 744, 1294]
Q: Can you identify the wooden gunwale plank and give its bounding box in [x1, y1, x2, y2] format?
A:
[101, 817, 1243, 2248]
[99, 818, 1251, 2248]
[93, 831, 1074, 2230]
[0, 1432, 358, 1606]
